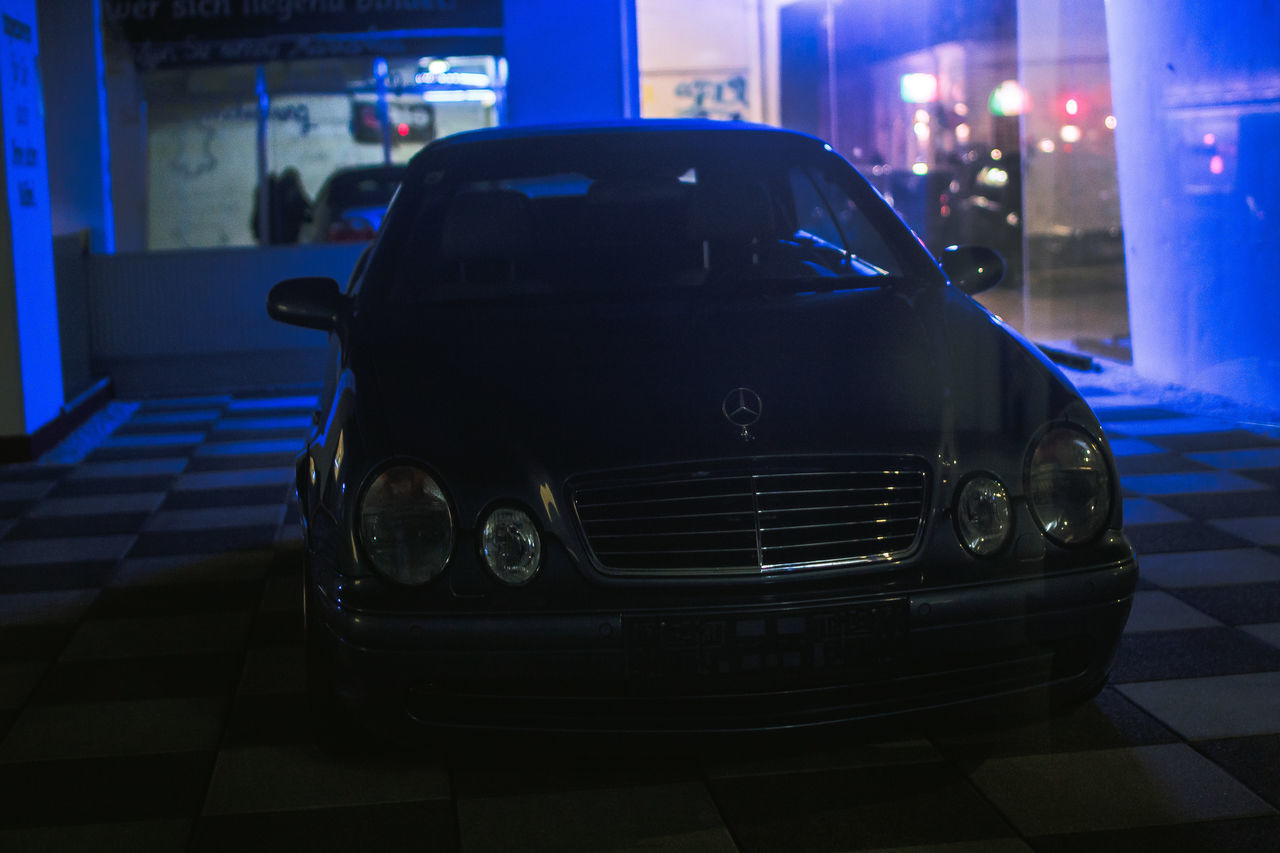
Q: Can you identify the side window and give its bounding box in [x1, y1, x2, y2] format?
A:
[803, 167, 902, 275]
[789, 168, 845, 249]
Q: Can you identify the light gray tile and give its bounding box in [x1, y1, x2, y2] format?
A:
[1116, 673, 1280, 739]
[0, 662, 48, 711]
[0, 820, 191, 853]
[109, 551, 271, 588]
[212, 416, 311, 432]
[1123, 591, 1221, 633]
[1122, 498, 1189, 526]
[0, 534, 135, 566]
[1121, 471, 1268, 496]
[202, 743, 450, 814]
[966, 744, 1274, 836]
[0, 589, 98, 627]
[457, 783, 736, 853]
[1138, 549, 1280, 587]
[1210, 516, 1280, 546]
[0, 697, 225, 761]
[1187, 448, 1280, 470]
[68, 458, 188, 479]
[1106, 417, 1239, 436]
[172, 467, 295, 491]
[1107, 438, 1166, 457]
[143, 505, 285, 532]
[26, 492, 165, 518]
[0, 480, 56, 501]
[60, 611, 252, 660]
[226, 396, 317, 412]
[194, 439, 301, 457]
[1242, 622, 1280, 651]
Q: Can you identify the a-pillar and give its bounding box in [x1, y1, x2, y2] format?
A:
[1, 0, 64, 460]
[1106, 1, 1280, 412]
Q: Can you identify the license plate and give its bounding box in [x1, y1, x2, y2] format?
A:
[624, 600, 908, 687]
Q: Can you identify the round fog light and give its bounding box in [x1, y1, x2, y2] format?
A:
[481, 507, 543, 585]
[955, 475, 1012, 556]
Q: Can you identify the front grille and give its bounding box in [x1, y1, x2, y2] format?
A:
[571, 458, 928, 576]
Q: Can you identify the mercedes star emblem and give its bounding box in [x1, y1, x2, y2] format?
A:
[722, 387, 763, 441]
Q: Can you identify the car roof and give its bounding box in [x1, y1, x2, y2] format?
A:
[422, 118, 823, 153]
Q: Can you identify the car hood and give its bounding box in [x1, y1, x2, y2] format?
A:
[356, 284, 1078, 506]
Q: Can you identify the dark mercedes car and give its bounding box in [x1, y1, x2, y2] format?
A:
[268, 120, 1136, 734]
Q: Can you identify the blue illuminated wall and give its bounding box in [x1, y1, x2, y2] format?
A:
[503, 0, 639, 124]
[1106, 0, 1280, 411]
[0, 0, 64, 439]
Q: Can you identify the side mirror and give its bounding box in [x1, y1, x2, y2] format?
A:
[267, 276, 346, 332]
[940, 245, 1005, 295]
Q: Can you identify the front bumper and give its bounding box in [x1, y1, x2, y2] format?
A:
[311, 559, 1136, 734]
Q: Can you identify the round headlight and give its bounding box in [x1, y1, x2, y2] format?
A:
[480, 507, 543, 585]
[1027, 425, 1112, 546]
[955, 475, 1012, 556]
[358, 465, 454, 585]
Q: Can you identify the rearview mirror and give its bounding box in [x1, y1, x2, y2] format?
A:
[267, 276, 346, 332]
[940, 245, 1005, 295]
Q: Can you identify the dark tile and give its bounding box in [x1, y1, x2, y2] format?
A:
[1109, 628, 1280, 683]
[85, 446, 195, 463]
[247, 610, 304, 648]
[220, 692, 313, 747]
[1074, 385, 1119, 397]
[0, 625, 74, 662]
[0, 561, 117, 594]
[88, 583, 261, 619]
[28, 653, 244, 703]
[0, 465, 72, 483]
[128, 528, 281, 557]
[1171, 583, 1280, 626]
[451, 738, 703, 799]
[1030, 815, 1280, 853]
[190, 801, 458, 853]
[4, 513, 151, 540]
[0, 500, 30, 520]
[1097, 406, 1187, 422]
[185, 454, 299, 472]
[931, 687, 1178, 762]
[1148, 432, 1280, 453]
[1244, 467, 1280, 490]
[711, 763, 1016, 851]
[113, 420, 215, 436]
[49, 475, 178, 497]
[162, 485, 290, 511]
[0, 751, 213, 828]
[1115, 454, 1213, 476]
[1125, 522, 1253, 555]
[1157, 490, 1280, 520]
[1196, 735, 1280, 809]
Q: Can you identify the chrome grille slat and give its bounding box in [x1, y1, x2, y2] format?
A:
[572, 458, 928, 577]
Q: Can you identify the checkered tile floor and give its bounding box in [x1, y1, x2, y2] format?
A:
[1, 382, 1279, 851]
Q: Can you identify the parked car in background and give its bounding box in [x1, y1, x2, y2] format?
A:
[299, 163, 408, 243]
[268, 120, 1136, 736]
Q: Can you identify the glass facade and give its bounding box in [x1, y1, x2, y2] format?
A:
[638, 0, 1131, 362]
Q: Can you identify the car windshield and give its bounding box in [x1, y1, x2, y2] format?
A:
[369, 130, 922, 305]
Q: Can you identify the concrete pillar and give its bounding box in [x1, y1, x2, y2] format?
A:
[1106, 0, 1280, 411]
[1, 0, 64, 458]
[503, 0, 639, 125]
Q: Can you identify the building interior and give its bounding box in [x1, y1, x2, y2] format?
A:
[0, 0, 1277, 849]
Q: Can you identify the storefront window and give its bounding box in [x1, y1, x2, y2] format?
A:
[637, 0, 1131, 362]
